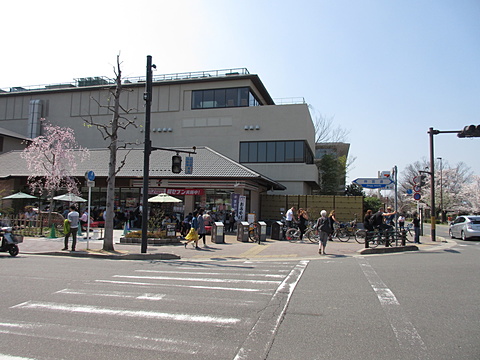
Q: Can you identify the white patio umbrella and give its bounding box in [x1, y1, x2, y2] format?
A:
[147, 193, 182, 203]
[53, 193, 87, 202]
[2, 192, 37, 200]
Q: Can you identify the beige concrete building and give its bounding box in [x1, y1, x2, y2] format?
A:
[0, 68, 320, 216]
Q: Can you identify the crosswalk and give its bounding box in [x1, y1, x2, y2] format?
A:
[3, 260, 308, 360]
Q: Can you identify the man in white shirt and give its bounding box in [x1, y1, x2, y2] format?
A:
[285, 206, 296, 228]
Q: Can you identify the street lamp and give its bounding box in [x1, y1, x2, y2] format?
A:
[437, 157, 443, 223]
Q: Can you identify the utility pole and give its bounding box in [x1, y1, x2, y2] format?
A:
[141, 55, 155, 253]
[437, 157, 443, 223]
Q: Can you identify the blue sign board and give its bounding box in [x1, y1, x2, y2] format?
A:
[185, 157, 193, 174]
[353, 178, 393, 189]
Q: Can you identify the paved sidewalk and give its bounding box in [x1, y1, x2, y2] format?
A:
[13, 229, 453, 261]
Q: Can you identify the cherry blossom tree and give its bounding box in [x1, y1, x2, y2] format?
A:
[20, 120, 89, 216]
[399, 159, 475, 217]
[456, 175, 480, 214]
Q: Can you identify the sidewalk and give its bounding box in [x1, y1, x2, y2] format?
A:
[15, 230, 453, 261]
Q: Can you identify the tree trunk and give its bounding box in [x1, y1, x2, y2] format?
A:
[103, 144, 117, 251]
[102, 61, 122, 251]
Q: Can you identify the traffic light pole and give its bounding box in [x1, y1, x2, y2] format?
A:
[427, 126, 476, 242]
[428, 128, 436, 241]
[141, 55, 155, 254]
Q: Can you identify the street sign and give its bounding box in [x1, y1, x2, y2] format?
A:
[87, 181, 95, 188]
[85, 171, 95, 181]
[406, 189, 413, 195]
[413, 185, 421, 193]
[413, 176, 419, 184]
[413, 193, 421, 201]
[185, 156, 193, 174]
[353, 178, 394, 189]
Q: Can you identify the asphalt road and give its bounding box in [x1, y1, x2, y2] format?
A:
[0, 233, 479, 359]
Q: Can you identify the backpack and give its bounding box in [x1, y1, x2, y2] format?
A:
[369, 212, 382, 227]
[317, 217, 332, 234]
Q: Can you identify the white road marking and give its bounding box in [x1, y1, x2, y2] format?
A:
[55, 288, 165, 300]
[234, 260, 309, 360]
[135, 269, 285, 278]
[0, 321, 206, 355]
[113, 274, 281, 284]
[357, 257, 429, 357]
[11, 301, 241, 325]
[0, 355, 36, 360]
[95, 279, 268, 292]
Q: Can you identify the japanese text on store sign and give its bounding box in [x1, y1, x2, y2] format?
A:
[166, 189, 205, 196]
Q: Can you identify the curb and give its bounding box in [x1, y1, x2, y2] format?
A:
[359, 245, 419, 255]
[24, 250, 181, 260]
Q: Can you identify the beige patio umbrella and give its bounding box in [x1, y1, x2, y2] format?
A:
[2, 191, 37, 200]
[53, 193, 87, 202]
[147, 193, 182, 203]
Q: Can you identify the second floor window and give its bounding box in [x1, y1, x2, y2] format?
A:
[240, 140, 314, 164]
[192, 87, 260, 109]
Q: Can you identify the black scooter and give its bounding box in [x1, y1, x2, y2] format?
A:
[0, 227, 21, 257]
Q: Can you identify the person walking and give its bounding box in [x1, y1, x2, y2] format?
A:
[328, 210, 339, 241]
[63, 205, 79, 251]
[363, 209, 374, 243]
[184, 211, 199, 248]
[316, 210, 331, 255]
[197, 208, 207, 247]
[227, 211, 236, 233]
[297, 208, 309, 240]
[412, 211, 421, 244]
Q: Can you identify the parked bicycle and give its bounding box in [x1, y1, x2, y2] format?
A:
[331, 220, 358, 242]
[358, 228, 410, 247]
[286, 221, 319, 243]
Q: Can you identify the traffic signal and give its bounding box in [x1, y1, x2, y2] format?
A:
[172, 155, 182, 174]
[420, 175, 426, 187]
[457, 125, 480, 138]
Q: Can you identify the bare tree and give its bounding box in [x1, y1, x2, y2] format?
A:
[309, 108, 349, 143]
[310, 107, 357, 186]
[83, 55, 137, 251]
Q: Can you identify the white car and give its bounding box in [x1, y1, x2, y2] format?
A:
[449, 215, 480, 240]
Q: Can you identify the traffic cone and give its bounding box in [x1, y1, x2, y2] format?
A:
[48, 224, 56, 238]
[123, 222, 130, 236]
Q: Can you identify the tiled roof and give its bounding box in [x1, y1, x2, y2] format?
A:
[0, 127, 30, 141]
[0, 147, 285, 190]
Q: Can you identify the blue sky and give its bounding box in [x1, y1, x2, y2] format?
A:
[2, 0, 479, 183]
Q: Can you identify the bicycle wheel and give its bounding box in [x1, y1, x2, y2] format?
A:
[405, 229, 414, 243]
[369, 233, 380, 248]
[337, 228, 350, 242]
[355, 229, 366, 244]
[305, 228, 319, 243]
[286, 228, 300, 242]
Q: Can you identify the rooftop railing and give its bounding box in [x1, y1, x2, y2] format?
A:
[273, 97, 306, 105]
[0, 68, 250, 94]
